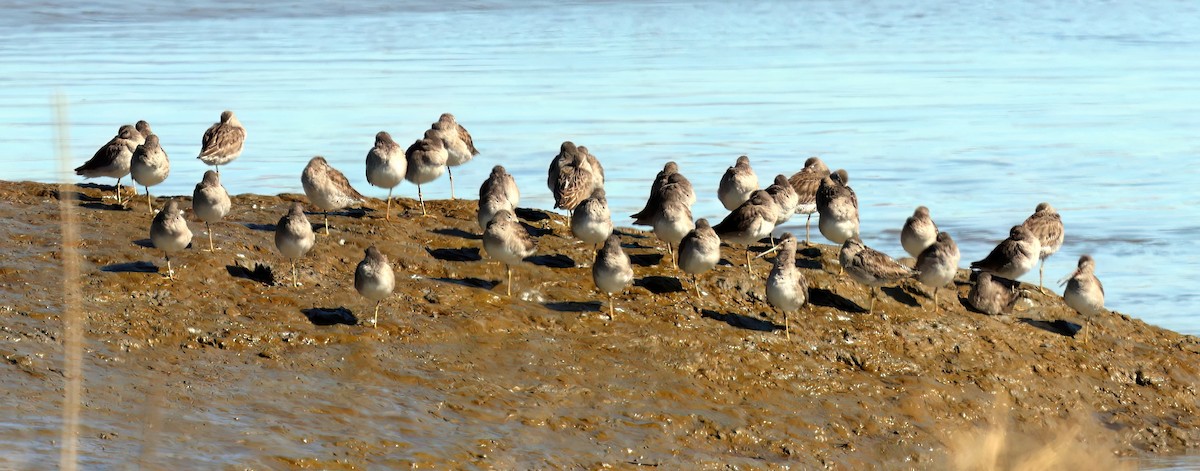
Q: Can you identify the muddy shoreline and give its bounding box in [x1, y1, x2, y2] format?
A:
[1, 179, 1197, 469]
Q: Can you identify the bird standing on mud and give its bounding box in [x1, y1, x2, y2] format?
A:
[1023, 202, 1065, 292]
[192, 170, 231, 252]
[364, 131, 406, 221]
[483, 209, 536, 297]
[130, 134, 170, 214]
[714, 190, 778, 275]
[404, 129, 449, 216]
[592, 234, 634, 321]
[1062, 255, 1104, 344]
[275, 202, 315, 288]
[762, 233, 808, 340]
[75, 124, 140, 206]
[430, 113, 479, 199]
[840, 237, 917, 314]
[149, 198, 193, 280]
[355, 245, 395, 329]
[301, 156, 366, 235]
[787, 157, 831, 245]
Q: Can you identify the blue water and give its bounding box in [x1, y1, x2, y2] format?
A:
[1, 0, 1197, 340]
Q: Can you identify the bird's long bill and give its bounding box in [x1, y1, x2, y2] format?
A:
[755, 241, 784, 259]
[1057, 270, 1079, 286]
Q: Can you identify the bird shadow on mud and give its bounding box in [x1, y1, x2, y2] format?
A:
[809, 287, 867, 313]
[432, 277, 497, 290]
[881, 286, 921, 307]
[1018, 317, 1081, 337]
[301, 307, 358, 326]
[635, 276, 684, 294]
[544, 301, 602, 312]
[307, 208, 372, 219]
[427, 247, 482, 262]
[527, 254, 575, 268]
[514, 208, 551, 223]
[100, 261, 158, 273]
[242, 223, 276, 232]
[432, 228, 480, 240]
[792, 257, 824, 270]
[133, 239, 154, 248]
[520, 222, 553, 238]
[629, 253, 664, 267]
[82, 201, 130, 211]
[701, 309, 782, 332]
[798, 247, 823, 259]
[226, 262, 276, 286]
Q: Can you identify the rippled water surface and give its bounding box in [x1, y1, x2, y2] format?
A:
[2, 4, 1198, 328]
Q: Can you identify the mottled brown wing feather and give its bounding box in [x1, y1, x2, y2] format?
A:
[788, 169, 826, 205]
[972, 239, 1020, 271]
[76, 140, 124, 173]
[859, 248, 914, 281]
[457, 124, 479, 156]
[329, 166, 365, 201]
[845, 185, 859, 210]
[199, 124, 245, 157]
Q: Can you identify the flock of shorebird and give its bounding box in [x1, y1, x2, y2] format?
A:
[72, 111, 1107, 340]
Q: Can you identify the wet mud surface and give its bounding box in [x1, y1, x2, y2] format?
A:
[1, 180, 1197, 469]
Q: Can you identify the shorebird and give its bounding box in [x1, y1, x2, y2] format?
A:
[275, 202, 315, 287]
[550, 142, 601, 212]
[431, 113, 478, 199]
[578, 145, 605, 191]
[197, 110, 246, 173]
[816, 169, 859, 247]
[364, 131, 406, 221]
[479, 165, 520, 209]
[968, 271, 1022, 316]
[901, 206, 938, 259]
[192, 170, 231, 252]
[714, 190, 779, 275]
[301, 156, 366, 235]
[718, 155, 759, 211]
[547, 142, 572, 193]
[478, 190, 514, 233]
[677, 218, 721, 296]
[130, 134, 169, 214]
[149, 198, 192, 280]
[765, 174, 799, 242]
[404, 129, 448, 216]
[788, 157, 831, 245]
[477, 166, 519, 232]
[483, 209, 536, 296]
[632, 173, 695, 267]
[840, 237, 918, 314]
[970, 225, 1042, 281]
[133, 120, 152, 146]
[632, 162, 695, 215]
[593, 234, 634, 320]
[915, 232, 960, 312]
[355, 245, 395, 329]
[1062, 255, 1105, 344]
[761, 233, 808, 340]
[75, 124, 140, 205]
[571, 187, 613, 250]
[1022, 202, 1065, 292]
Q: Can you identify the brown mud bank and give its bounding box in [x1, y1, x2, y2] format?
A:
[0, 180, 1197, 469]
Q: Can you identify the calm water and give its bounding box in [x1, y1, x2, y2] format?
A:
[4, 2, 1198, 334]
